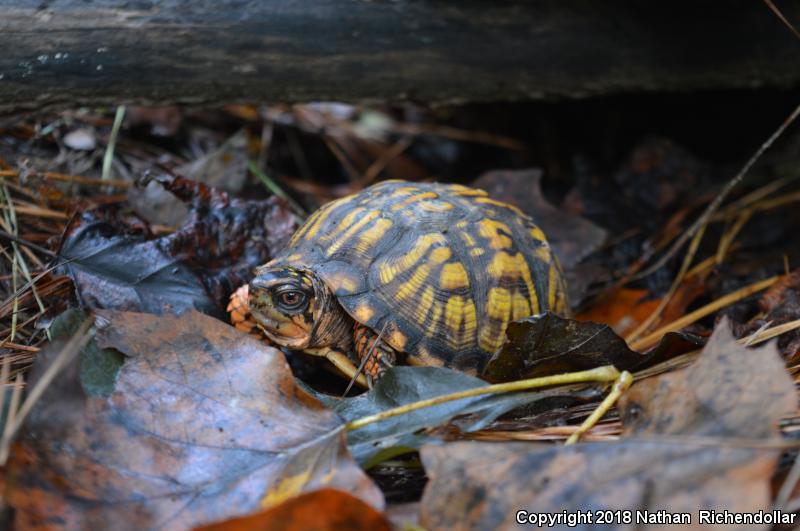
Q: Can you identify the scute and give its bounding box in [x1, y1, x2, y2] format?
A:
[268, 180, 568, 372]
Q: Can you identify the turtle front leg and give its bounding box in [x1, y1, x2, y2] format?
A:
[354, 324, 397, 386]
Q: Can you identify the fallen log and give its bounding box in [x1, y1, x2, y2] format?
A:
[1, 1, 799, 112]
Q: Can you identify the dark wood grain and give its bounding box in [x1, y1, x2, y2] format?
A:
[2, 1, 799, 112]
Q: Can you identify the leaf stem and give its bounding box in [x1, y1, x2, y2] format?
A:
[344, 365, 621, 432]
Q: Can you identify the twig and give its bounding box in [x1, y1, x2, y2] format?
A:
[0, 373, 23, 465]
[342, 321, 389, 397]
[565, 371, 633, 445]
[625, 225, 707, 343]
[345, 366, 620, 431]
[633, 102, 800, 280]
[743, 318, 800, 346]
[0, 204, 68, 220]
[633, 317, 800, 381]
[762, 0, 800, 40]
[0, 229, 57, 259]
[362, 136, 413, 185]
[629, 275, 780, 351]
[0, 169, 131, 189]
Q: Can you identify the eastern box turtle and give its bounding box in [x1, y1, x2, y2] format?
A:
[229, 179, 568, 386]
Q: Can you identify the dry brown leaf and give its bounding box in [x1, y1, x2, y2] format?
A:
[619, 317, 795, 438]
[576, 281, 704, 338]
[195, 488, 391, 531]
[420, 318, 795, 531]
[6, 310, 382, 531]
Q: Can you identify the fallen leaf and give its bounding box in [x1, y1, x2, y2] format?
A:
[58, 208, 219, 316]
[482, 312, 704, 383]
[577, 278, 705, 337]
[6, 310, 382, 531]
[420, 318, 795, 530]
[618, 317, 794, 438]
[195, 488, 391, 531]
[58, 175, 299, 316]
[128, 129, 250, 226]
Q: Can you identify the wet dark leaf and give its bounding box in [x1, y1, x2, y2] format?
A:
[482, 312, 704, 383]
[420, 318, 795, 530]
[195, 488, 391, 531]
[58, 175, 299, 316]
[6, 310, 382, 531]
[58, 208, 219, 316]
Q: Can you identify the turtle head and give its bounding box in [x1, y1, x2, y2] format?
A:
[248, 265, 334, 349]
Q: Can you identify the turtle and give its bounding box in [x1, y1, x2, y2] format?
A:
[229, 179, 569, 387]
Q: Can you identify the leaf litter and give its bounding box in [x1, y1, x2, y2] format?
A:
[3, 98, 800, 529]
[5, 309, 382, 530]
[420, 318, 797, 530]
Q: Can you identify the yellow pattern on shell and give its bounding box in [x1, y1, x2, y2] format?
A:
[354, 303, 375, 323]
[320, 206, 366, 242]
[474, 197, 525, 216]
[444, 295, 477, 349]
[460, 231, 476, 247]
[486, 251, 539, 313]
[511, 291, 531, 319]
[478, 219, 513, 249]
[548, 261, 562, 312]
[391, 191, 438, 211]
[377, 233, 446, 284]
[351, 218, 393, 255]
[529, 226, 546, 243]
[480, 287, 512, 352]
[290, 195, 350, 244]
[440, 262, 470, 290]
[415, 285, 436, 325]
[428, 301, 443, 337]
[419, 201, 455, 212]
[390, 329, 408, 350]
[325, 210, 380, 256]
[448, 184, 488, 197]
[396, 264, 431, 300]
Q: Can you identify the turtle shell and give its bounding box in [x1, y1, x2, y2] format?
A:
[267, 180, 568, 374]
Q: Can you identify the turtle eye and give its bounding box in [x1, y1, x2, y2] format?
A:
[276, 290, 307, 311]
